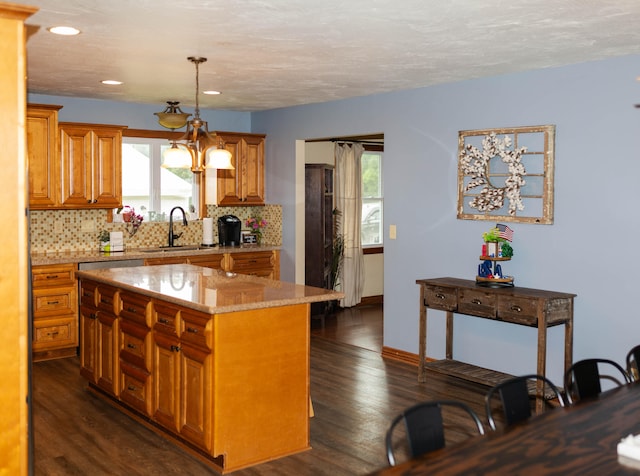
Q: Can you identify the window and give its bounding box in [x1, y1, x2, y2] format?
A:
[121, 137, 199, 221]
[361, 151, 383, 246]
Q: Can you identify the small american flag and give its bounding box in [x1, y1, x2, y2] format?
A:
[496, 223, 513, 242]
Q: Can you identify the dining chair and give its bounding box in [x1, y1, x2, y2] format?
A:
[385, 400, 485, 466]
[484, 374, 565, 431]
[564, 358, 631, 404]
[626, 345, 640, 382]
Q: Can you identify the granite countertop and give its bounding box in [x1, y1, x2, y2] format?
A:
[31, 244, 281, 266]
[75, 263, 343, 314]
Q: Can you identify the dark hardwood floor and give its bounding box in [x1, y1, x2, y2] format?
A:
[32, 303, 494, 475]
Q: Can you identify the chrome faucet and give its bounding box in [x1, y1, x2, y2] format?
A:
[168, 206, 188, 247]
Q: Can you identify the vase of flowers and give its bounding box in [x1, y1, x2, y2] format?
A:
[245, 216, 267, 244]
[119, 205, 144, 237]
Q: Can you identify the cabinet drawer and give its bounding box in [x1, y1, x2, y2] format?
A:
[153, 301, 179, 336]
[228, 251, 274, 273]
[180, 310, 210, 349]
[33, 286, 76, 318]
[424, 285, 457, 311]
[497, 296, 539, 326]
[120, 291, 151, 327]
[120, 320, 151, 371]
[96, 284, 119, 314]
[188, 254, 224, 270]
[32, 264, 75, 288]
[33, 316, 77, 350]
[120, 360, 152, 416]
[458, 289, 497, 319]
[80, 280, 98, 307]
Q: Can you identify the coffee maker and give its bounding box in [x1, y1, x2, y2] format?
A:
[217, 215, 241, 246]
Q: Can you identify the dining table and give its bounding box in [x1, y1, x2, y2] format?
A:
[369, 381, 640, 475]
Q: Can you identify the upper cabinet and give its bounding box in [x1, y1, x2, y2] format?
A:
[27, 104, 63, 208]
[59, 122, 126, 208]
[216, 132, 265, 206]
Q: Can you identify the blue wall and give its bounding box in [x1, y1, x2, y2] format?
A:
[31, 55, 640, 383]
[253, 54, 640, 383]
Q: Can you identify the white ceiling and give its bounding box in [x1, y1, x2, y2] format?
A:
[14, 0, 640, 112]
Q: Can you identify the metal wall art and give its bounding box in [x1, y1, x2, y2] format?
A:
[457, 125, 555, 224]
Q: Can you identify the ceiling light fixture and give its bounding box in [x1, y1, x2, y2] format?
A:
[154, 56, 233, 173]
[101, 80, 123, 85]
[47, 26, 80, 36]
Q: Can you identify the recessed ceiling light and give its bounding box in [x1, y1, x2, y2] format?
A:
[203, 90, 221, 95]
[47, 26, 81, 36]
[101, 80, 123, 85]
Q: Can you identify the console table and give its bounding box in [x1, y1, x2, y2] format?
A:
[416, 277, 576, 411]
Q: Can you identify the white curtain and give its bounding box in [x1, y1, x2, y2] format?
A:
[335, 142, 364, 307]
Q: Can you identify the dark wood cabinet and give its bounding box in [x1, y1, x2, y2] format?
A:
[305, 164, 334, 317]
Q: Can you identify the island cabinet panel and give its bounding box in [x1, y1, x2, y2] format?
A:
[31, 263, 78, 361]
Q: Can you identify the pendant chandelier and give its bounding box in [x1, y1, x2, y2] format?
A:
[154, 56, 234, 173]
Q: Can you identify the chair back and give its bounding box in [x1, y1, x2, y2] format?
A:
[485, 374, 564, 431]
[626, 345, 640, 382]
[564, 358, 630, 404]
[385, 400, 485, 466]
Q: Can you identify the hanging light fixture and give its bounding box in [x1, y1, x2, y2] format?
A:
[154, 56, 234, 173]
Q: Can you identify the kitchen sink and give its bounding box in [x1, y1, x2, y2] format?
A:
[139, 245, 216, 253]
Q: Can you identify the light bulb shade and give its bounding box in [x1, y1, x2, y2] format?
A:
[162, 145, 192, 168]
[206, 148, 234, 169]
[155, 101, 191, 130]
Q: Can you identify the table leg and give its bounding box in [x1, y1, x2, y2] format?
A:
[418, 285, 427, 382]
[536, 304, 547, 413]
[564, 300, 574, 377]
[446, 311, 453, 360]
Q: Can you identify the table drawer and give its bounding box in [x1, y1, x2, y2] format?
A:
[458, 289, 497, 318]
[497, 296, 539, 325]
[424, 285, 457, 311]
[32, 316, 77, 350]
[33, 287, 76, 318]
[96, 285, 119, 314]
[32, 264, 75, 288]
[120, 292, 151, 327]
[180, 310, 210, 349]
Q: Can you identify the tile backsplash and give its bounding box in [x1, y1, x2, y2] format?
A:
[30, 204, 282, 253]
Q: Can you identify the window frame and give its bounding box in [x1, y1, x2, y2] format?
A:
[361, 146, 383, 249]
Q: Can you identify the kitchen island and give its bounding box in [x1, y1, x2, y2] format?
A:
[75, 264, 343, 473]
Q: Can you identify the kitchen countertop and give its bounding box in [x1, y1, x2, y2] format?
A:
[75, 263, 343, 314]
[31, 244, 280, 266]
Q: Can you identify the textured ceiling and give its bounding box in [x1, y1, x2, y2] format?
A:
[14, 0, 640, 112]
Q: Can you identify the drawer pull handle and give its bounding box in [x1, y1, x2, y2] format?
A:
[435, 293, 446, 300]
[83, 291, 92, 297]
[101, 298, 111, 304]
[89, 313, 98, 320]
[127, 385, 136, 391]
[187, 327, 198, 334]
[47, 300, 60, 305]
[127, 343, 136, 349]
[127, 307, 137, 313]
[46, 275, 59, 279]
[511, 305, 522, 313]
[47, 331, 59, 336]
[170, 345, 181, 352]
[471, 299, 482, 305]
[158, 318, 170, 324]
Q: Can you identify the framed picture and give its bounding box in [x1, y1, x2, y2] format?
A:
[457, 125, 555, 224]
[241, 230, 257, 244]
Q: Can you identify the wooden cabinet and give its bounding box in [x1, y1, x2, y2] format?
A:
[59, 122, 125, 208]
[305, 164, 334, 316]
[144, 249, 279, 279]
[27, 104, 62, 208]
[31, 263, 78, 361]
[119, 291, 153, 415]
[79, 280, 119, 396]
[216, 132, 265, 206]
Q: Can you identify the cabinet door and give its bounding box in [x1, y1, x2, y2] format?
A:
[27, 105, 61, 208]
[97, 311, 119, 396]
[216, 133, 265, 206]
[60, 125, 93, 206]
[242, 135, 265, 205]
[153, 331, 181, 432]
[180, 342, 212, 451]
[92, 126, 122, 208]
[79, 304, 98, 383]
[216, 134, 243, 205]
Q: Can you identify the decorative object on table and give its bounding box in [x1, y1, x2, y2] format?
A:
[457, 125, 555, 224]
[245, 216, 267, 245]
[477, 223, 514, 287]
[119, 205, 144, 237]
[98, 229, 110, 252]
